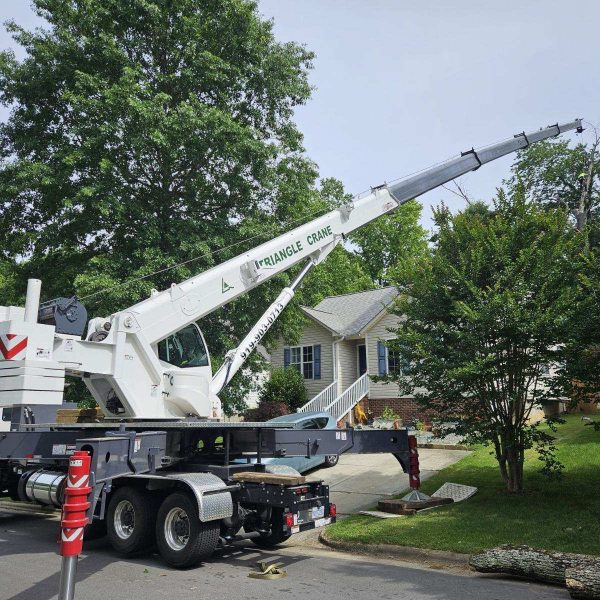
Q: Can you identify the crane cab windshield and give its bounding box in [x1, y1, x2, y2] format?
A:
[157, 324, 209, 369]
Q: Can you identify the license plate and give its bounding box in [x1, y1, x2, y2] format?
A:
[312, 506, 325, 519]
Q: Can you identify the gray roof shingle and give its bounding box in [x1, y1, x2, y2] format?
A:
[301, 287, 398, 336]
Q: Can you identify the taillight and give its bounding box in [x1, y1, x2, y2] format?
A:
[285, 512, 294, 528]
[329, 503, 337, 518]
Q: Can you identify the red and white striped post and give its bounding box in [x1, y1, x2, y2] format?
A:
[58, 450, 92, 600]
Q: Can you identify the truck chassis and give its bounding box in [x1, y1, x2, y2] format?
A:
[0, 419, 411, 568]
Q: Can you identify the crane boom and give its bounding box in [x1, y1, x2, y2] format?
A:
[120, 119, 583, 347]
[0, 119, 583, 420]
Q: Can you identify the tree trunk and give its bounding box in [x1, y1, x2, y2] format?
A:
[495, 432, 524, 493]
[566, 564, 600, 599]
[470, 545, 600, 597]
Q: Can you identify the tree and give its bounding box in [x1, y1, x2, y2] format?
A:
[0, 0, 328, 414]
[386, 192, 579, 493]
[350, 200, 428, 286]
[0, 1, 427, 416]
[554, 246, 600, 404]
[509, 131, 600, 412]
[509, 131, 600, 247]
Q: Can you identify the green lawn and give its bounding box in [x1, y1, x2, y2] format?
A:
[326, 415, 600, 555]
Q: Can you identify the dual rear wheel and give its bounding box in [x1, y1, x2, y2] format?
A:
[106, 486, 219, 568]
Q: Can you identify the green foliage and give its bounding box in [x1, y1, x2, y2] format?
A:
[244, 366, 306, 422]
[0, 0, 440, 419]
[381, 406, 400, 421]
[554, 246, 600, 402]
[271, 179, 374, 346]
[0, 0, 377, 414]
[387, 192, 580, 492]
[509, 137, 600, 244]
[351, 200, 428, 285]
[510, 137, 600, 407]
[257, 367, 307, 412]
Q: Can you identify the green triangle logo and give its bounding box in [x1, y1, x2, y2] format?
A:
[222, 279, 234, 294]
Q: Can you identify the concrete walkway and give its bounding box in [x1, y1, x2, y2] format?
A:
[305, 448, 470, 515]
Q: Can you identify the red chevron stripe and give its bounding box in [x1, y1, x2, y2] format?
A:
[0, 336, 28, 359]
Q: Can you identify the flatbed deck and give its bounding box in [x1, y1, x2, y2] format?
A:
[15, 420, 302, 430]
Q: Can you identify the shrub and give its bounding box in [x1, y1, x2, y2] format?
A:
[245, 400, 289, 422]
[258, 367, 308, 412]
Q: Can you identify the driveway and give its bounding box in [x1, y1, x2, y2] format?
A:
[0, 510, 568, 600]
[305, 448, 470, 515]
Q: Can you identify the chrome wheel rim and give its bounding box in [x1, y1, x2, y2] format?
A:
[164, 507, 190, 551]
[114, 500, 135, 540]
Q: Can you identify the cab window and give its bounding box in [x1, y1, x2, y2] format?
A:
[157, 324, 209, 368]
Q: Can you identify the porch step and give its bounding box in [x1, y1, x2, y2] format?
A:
[299, 374, 370, 421]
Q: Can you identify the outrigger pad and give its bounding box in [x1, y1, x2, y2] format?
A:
[432, 482, 478, 502]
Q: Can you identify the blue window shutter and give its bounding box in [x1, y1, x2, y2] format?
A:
[377, 341, 387, 376]
[314, 344, 321, 379]
[284, 348, 290, 369]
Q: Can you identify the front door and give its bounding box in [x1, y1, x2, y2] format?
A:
[357, 344, 367, 376]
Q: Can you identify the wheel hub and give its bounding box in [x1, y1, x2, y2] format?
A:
[164, 507, 190, 551]
[114, 500, 135, 540]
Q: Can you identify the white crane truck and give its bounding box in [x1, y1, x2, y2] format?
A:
[0, 119, 582, 568]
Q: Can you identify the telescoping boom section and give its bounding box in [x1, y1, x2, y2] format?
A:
[0, 119, 582, 422]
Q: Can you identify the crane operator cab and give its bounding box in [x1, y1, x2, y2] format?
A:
[155, 323, 219, 420]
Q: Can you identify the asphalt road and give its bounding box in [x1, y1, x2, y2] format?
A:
[0, 510, 569, 600]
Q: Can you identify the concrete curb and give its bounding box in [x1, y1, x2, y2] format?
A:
[319, 531, 471, 568]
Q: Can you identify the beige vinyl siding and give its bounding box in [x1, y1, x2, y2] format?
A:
[336, 339, 358, 393]
[366, 311, 403, 400]
[271, 320, 334, 400]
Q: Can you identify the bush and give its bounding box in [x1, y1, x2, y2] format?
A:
[245, 367, 308, 422]
[245, 401, 289, 422]
[258, 367, 308, 412]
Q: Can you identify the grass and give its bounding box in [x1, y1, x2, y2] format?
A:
[326, 415, 600, 555]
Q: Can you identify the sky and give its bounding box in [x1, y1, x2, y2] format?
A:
[258, 0, 599, 231]
[1, 1, 599, 232]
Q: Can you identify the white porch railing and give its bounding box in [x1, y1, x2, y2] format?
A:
[325, 373, 370, 421]
[298, 381, 338, 413]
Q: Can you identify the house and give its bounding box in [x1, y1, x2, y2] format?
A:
[270, 287, 422, 424]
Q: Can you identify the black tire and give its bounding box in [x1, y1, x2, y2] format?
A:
[324, 454, 339, 468]
[106, 486, 158, 555]
[251, 509, 291, 549]
[155, 492, 219, 569]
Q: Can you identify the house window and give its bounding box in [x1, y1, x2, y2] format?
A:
[378, 340, 412, 376]
[387, 349, 402, 375]
[289, 347, 302, 372]
[285, 345, 321, 380]
[303, 346, 313, 379]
